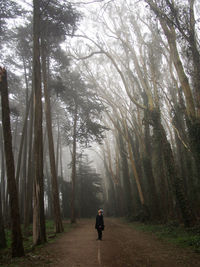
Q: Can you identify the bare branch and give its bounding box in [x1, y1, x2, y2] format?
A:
[69, 51, 103, 60]
[72, 0, 108, 5]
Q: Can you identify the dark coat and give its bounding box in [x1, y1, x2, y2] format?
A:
[95, 214, 104, 230]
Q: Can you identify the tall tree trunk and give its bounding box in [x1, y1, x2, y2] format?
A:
[103, 155, 117, 217]
[15, 93, 32, 190]
[71, 104, 78, 223]
[123, 120, 145, 211]
[0, 187, 6, 249]
[13, 114, 19, 162]
[24, 94, 34, 231]
[56, 116, 60, 176]
[150, 109, 196, 226]
[189, 0, 200, 118]
[103, 141, 118, 216]
[32, 0, 46, 245]
[142, 93, 161, 220]
[41, 38, 63, 233]
[117, 130, 133, 216]
[20, 55, 30, 223]
[0, 125, 6, 219]
[60, 136, 63, 179]
[0, 67, 24, 257]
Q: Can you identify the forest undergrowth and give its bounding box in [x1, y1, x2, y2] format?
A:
[127, 220, 200, 253]
[0, 221, 74, 266]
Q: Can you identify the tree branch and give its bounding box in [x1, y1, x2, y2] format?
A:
[69, 51, 103, 60]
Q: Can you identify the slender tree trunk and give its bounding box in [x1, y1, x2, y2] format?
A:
[103, 156, 117, 216]
[117, 130, 133, 216]
[71, 104, 78, 223]
[32, 0, 46, 245]
[41, 38, 63, 233]
[103, 142, 118, 216]
[13, 115, 19, 162]
[0, 187, 6, 248]
[20, 56, 30, 223]
[0, 125, 6, 219]
[24, 94, 34, 231]
[60, 137, 63, 179]
[0, 67, 24, 257]
[56, 116, 60, 176]
[124, 120, 145, 210]
[15, 93, 32, 190]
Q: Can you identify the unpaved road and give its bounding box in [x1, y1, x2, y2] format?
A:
[4, 218, 200, 266]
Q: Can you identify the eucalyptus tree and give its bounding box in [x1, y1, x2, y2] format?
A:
[144, 0, 200, 184]
[69, 0, 197, 225]
[101, 135, 119, 217]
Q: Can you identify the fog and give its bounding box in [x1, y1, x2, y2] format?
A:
[1, 1, 200, 254]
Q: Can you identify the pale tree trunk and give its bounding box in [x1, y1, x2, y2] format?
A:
[13, 114, 19, 161]
[41, 38, 63, 233]
[103, 153, 117, 216]
[32, 0, 46, 246]
[104, 140, 118, 216]
[189, 0, 200, 118]
[71, 104, 78, 223]
[160, 21, 196, 119]
[114, 136, 124, 216]
[117, 129, 133, 216]
[0, 67, 24, 257]
[158, 15, 200, 188]
[124, 119, 145, 207]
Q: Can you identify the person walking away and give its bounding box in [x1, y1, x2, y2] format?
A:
[95, 209, 104, 240]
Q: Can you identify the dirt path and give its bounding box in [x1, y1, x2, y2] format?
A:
[5, 218, 200, 267]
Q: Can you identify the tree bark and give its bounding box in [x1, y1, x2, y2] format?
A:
[150, 109, 196, 226]
[41, 38, 63, 233]
[0, 67, 24, 257]
[0, 187, 6, 248]
[71, 104, 78, 223]
[0, 125, 6, 220]
[32, 0, 46, 246]
[117, 129, 133, 216]
[24, 93, 34, 231]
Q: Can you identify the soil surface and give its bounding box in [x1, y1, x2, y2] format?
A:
[2, 218, 200, 267]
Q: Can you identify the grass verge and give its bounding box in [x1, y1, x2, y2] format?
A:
[127, 220, 200, 253]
